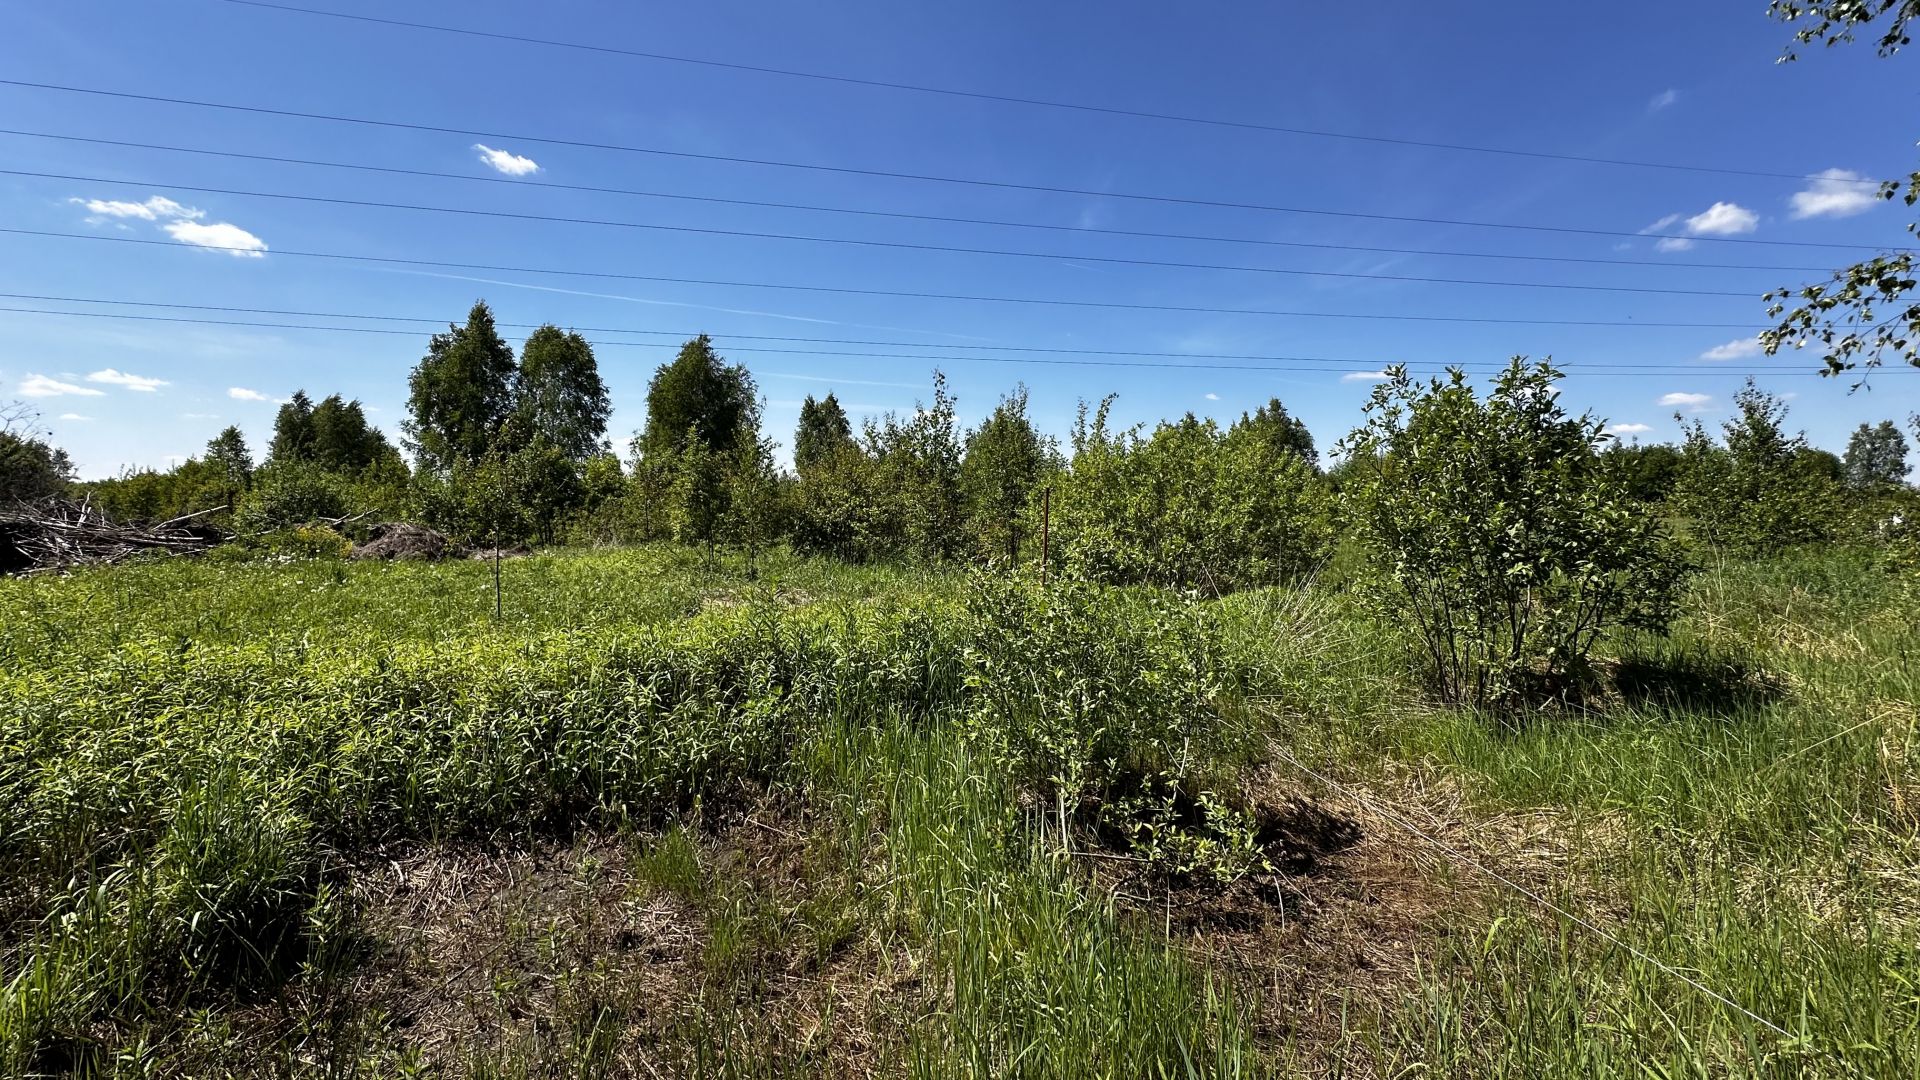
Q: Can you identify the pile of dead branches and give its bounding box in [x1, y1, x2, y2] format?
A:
[0, 498, 230, 574]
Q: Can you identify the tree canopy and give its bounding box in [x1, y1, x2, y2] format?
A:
[404, 301, 519, 471]
[513, 326, 611, 461]
[633, 335, 759, 462]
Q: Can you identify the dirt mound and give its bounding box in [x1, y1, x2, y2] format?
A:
[350, 522, 457, 562]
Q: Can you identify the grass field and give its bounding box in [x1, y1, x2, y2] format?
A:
[1, 544, 1914, 1077]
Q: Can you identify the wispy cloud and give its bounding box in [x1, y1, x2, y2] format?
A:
[182, 412, 220, 419]
[228, 387, 271, 401]
[18, 374, 105, 398]
[1660, 391, 1713, 411]
[1789, 168, 1880, 219]
[71, 193, 267, 257]
[69, 195, 203, 222]
[1645, 201, 1759, 252]
[1341, 370, 1393, 383]
[1607, 422, 1653, 435]
[1204, 392, 1220, 401]
[165, 220, 268, 257]
[1700, 337, 1761, 361]
[85, 368, 168, 391]
[57, 413, 93, 421]
[1649, 89, 1679, 111]
[474, 143, 541, 176]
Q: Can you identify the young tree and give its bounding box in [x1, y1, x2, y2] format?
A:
[960, 385, 1051, 562]
[793, 392, 855, 477]
[203, 425, 253, 498]
[667, 429, 727, 553]
[866, 371, 965, 562]
[404, 301, 519, 472]
[1338, 359, 1690, 706]
[267, 390, 317, 465]
[1228, 397, 1318, 468]
[1672, 380, 1844, 552]
[1760, 2, 1920, 374]
[721, 435, 786, 576]
[0, 402, 74, 501]
[1599, 441, 1683, 504]
[514, 326, 611, 461]
[633, 335, 758, 462]
[1843, 420, 1911, 489]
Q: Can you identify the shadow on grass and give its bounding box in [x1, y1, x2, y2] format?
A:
[1606, 649, 1785, 715]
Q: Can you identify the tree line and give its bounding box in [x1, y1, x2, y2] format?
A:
[6, 299, 1917, 584]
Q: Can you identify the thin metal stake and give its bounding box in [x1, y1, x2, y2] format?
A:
[492, 523, 502, 620]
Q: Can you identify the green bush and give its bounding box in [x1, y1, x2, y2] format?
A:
[1671, 380, 1846, 553]
[1338, 359, 1691, 706]
[1051, 403, 1331, 591]
[232, 462, 350, 534]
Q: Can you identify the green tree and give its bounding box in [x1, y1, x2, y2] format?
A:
[793, 392, 855, 477]
[866, 371, 965, 562]
[633, 335, 758, 463]
[720, 435, 786, 576]
[1761, 2, 1920, 373]
[203, 425, 253, 510]
[309, 396, 379, 472]
[1054, 403, 1329, 591]
[404, 301, 519, 472]
[267, 391, 316, 465]
[513, 326, 611, 461]
[1672, 380, 1844, 551]
[960, 385, 1052, 562]
[1338, 359, 1690, 706]
[1228, 397, 1318, 468]
[1843, 419, 1911, 489]
[0, 402, 73, 501]
[667, 429, 727, 552]
[1599, 441, 1683, 504]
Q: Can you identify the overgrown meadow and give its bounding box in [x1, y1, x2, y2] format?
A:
[1, 540, 1914, 1078]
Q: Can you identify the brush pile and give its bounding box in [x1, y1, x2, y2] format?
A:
[0, 498, 229, 574]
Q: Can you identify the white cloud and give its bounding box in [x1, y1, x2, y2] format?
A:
[1649, 89, 1679, 111]
[85, 368, 168, 391]
[474, 143, 541, 176]
[1204, 392, 1219, 401]
[19, 374, 106, 398]
[228, 387, 271, 401]
[1607, 422, 1653, 435]
[69, 195, 203, 221]
[57, 413, 93, 421]
[182, 412, 220, 419]
[1789, 168, 1880, 219]
[1660, 391, 1713, 412]
[1700, 337, 1762, 361]
[165, 220, 268, 257]
[1644, 213, 1683, 232]
[1685, 201, 1759, 236]
[1654, 236, 1696, 252]
[1341, 370, 1393, 382]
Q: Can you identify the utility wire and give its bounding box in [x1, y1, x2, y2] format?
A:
[0, 227, 1766, 329]
[1, 305, 1858, 377]
[0, 128, 1840, 275]
[1, 167, 1772, 298]
[210, 0, 1884, 189]
[0, 78, 1901, 253]
[0, 290, 1825, 371]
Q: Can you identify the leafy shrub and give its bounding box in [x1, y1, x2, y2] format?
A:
[1671, 380, 1846, 553]
[251, 524, 352, 560]
[1338, 359, 1691, 706]
[959, 576, 1267, 878]
[1051, 402, 1331, 592]
[232, 462, 350, 533]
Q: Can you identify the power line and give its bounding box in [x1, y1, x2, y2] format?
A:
[0, 78, 1900, 253]
[1, 304, 1858, 376]
[210, 0, 1883, 190]
[11, 166, 1772, 298]
[0, 128, 1839, 275]
[0, 227, 1767, 329]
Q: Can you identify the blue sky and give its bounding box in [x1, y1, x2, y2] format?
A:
[2, 0, 1916, 477]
